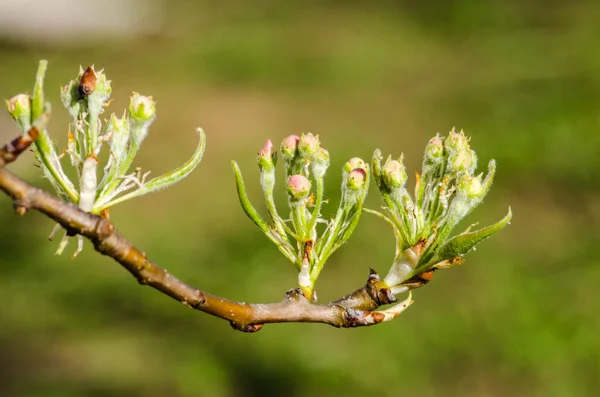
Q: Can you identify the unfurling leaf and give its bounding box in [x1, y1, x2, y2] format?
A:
[430, 207, 512, 266]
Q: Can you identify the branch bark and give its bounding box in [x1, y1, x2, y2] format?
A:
[0, 130, 409, 332]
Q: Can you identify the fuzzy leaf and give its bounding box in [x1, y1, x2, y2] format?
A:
[431, 207, 512, 265]
[31, 60, 79, 202]
[93, 128, 206, 212]
[232, 160, 298, 264]
[231, 160, 271, 234]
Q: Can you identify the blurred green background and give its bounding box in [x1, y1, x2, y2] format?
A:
[0, 1, 599, 396]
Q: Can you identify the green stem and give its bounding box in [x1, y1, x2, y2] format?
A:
[306, 176, 324, 238]
[31, 60, 78, 202]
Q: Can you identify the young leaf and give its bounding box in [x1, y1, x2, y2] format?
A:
[427, 207, 512, 267]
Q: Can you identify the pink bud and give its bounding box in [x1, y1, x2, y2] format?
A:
[281, 135, 300, 157]
[257, 139, 276, 170]
[298, 133, 320, 157]
[287, 174, 311, 199]
[347, 168, 367, 190]
[259, 139, 273, 157]
[382, 159, 407, 188]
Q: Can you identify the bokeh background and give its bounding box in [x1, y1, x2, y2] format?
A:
[1, 1, 599, 396]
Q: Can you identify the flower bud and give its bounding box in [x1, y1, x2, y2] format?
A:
[128, 93, 156, 145]
[5, 94, 32, 132]
[281, 135, 300, 158]
[448, 148, 477, 175]
[312, 148, 330, 179]
[257, 139, 277, 171]
[461, 174, 483, 198]
[424, 135, 444, 164]
[382, 158, 407, 189]
[445, 128, 470, 154]
[78, 66, 97, 97]
[128, 93, 156, 123]
[313, 148, 330, 165]
[458, 161, 495, 202]
[347, 168, 367, 190]
[287, 174, 311, 199]
[298, 133, 320, 158]
[443, 129, 477, 175]
[344, 157, 366, 173]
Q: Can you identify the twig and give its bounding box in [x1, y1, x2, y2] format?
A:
[0, 129, 406, 332]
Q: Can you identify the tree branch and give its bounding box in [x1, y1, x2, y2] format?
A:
[0, 130, 410, 332]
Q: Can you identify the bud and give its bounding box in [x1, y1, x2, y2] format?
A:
[128, 93, 156, 145]
[83, 66, 112, 117]
[458, 160, 495, 202]
[128, 93, 156, 123]
[382, 158, 407, 189]
[460, 174, 483, 198]
[78, 66, 97, 97]
[281, 135, 300, 158]
[5, 94, 32, 132]
[344, 157, 366, 173]
[445, 128, 470, 154]
[257, 139, 277, 171]
[424, 135, 444, 165]
[313, 148, 330, 165]
[298, 133, 320, 158]
[347, 168, 367, 190]
[448, 148, 477, 175]
[287, 174, 311, 199]
[312, 147, 330, 179]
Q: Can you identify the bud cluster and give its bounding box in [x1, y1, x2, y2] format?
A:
[233, 133, 369, 299]
[5, 61, 206, 256]
[372, 129, 511, 292]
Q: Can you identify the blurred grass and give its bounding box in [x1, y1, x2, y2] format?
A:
[0, 1, 599, 396]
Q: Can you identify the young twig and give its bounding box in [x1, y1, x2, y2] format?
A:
[1, 128, 407, 332]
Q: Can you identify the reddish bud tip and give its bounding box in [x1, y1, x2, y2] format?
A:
[258, 139, 277, 170]
[287, 174, 312, 199]
[259, 139, 273, 157]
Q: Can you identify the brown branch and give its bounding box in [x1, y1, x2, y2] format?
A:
[0, 130, 402, 332]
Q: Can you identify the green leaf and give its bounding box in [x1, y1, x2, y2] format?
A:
[231, 160, 271, 233]
[31, 60, 79, 202]
[430, 207, 512, 265]
[93, 128, 206, 212]
[232, 160, 298, 266]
